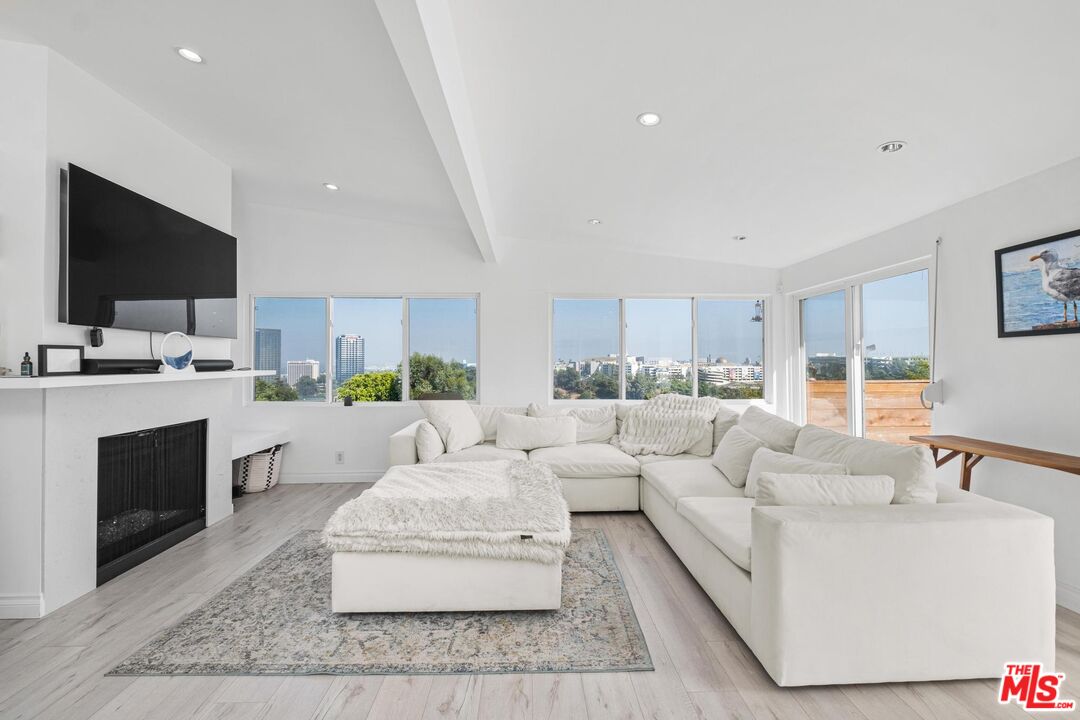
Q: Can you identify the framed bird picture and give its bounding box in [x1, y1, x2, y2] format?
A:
[996, 228, 1080, 338]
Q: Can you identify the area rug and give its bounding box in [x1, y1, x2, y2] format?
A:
[109, 528, 652, 675]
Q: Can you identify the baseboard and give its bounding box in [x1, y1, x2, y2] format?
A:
[1058, 580, 1080, 614]
[0, 594, 43, 619]
[278, 471, 383, 484]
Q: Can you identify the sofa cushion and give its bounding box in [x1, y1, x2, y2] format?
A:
[745, 447, 848, 498]
[713, 406, 740, 450]
[419, 400, 484, 454]
[415, 421, 445, 463]
[433, 442, 527, 463]
[496, 414, 577, 451]
[738, 406, 801, 454]
[641, 459, 744, 508]
[527, 403, 617, 443]
[676, 497, 754, 572]
[794, 424, 937, 504]
[711, 426, 767, 488]
[529, 444, 639, 478]
[638, 453, 702, 465]
[471, 406, 527, 442]
[755, 472, 895, 506]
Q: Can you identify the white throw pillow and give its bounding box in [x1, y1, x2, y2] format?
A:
[755, 472, 895, 506]
[418, 400, 484, 454]
[712, 406, 740, 450]
[471, 406, 527, 442]
[711, 425, 767, 488]
[745, 447, 848, 498]
[415, 421, 445, 463]
[527, 403, 617, 443]
[738, 405, 801, 454]
[496, 414, 577, 451]
[794, 424, 937, 504]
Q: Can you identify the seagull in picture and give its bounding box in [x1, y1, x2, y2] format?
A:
[1030, 248, 1080, 323]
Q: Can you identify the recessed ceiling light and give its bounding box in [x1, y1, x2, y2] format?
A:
[323, 183, 340, 191]
[175, 47, 203, 64]
[587, 218, 602, 225]
[637, 112, 661, 127]
[732, 235, 748, 242]
[877, 140, 906, 153]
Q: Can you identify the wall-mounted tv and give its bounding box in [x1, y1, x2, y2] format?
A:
[59, 164, 237, 338]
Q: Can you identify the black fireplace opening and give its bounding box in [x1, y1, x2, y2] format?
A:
[97, 419, 207, 586]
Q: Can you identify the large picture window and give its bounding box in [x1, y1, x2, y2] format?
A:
[253, 295, 478, 403]
[551, 296, 766, 401]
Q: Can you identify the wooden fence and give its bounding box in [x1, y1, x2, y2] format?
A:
[806, 379, 931, 445]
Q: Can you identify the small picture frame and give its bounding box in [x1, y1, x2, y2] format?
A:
[996, 228, 1080, 338]
[38, 344, 84, 376]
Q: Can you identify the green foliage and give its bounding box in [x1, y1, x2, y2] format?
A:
[699, 382, 763, 400]
[295, 376, 319, 399]
[254, 378, 298, 402]
[863, 356, 931, 381]
[336, 371, 401, 402]
[408, 353, 476, 400]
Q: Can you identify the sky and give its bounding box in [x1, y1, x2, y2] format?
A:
[552, 298, 765, 364]
[254, 297, 477, 373]
[803, 269, 929, 358]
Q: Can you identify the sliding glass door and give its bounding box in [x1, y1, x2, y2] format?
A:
[802, 290, 850, 434]
[799, 268, 931, 442]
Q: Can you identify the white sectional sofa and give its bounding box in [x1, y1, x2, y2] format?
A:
[388, 402, 1056, 687]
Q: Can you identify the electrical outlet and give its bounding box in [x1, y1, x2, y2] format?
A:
[334, 451, 345, 465]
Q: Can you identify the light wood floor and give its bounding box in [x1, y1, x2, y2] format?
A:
[1, 483, 1077, 720]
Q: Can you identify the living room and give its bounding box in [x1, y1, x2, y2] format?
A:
[1, 1, 1078, 718]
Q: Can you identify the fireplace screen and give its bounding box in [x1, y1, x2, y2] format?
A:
[97, 419, 207, 585]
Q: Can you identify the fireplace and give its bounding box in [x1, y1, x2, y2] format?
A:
[97, 419, 207, 585]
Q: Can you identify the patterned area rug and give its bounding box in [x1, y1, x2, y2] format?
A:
[109, 528, 652, 675]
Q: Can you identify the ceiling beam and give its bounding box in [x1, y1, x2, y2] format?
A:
[375, 0, 499, 263]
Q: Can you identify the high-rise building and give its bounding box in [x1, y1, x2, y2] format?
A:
[253, 328, 282, 376]
[334, 335, 365, 384]
[286, 359, 319, 387]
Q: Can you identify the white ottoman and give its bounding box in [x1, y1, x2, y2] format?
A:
[323, 460, 570, 613]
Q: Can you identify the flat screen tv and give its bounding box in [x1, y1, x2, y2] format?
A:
[60, 164, 237, 338]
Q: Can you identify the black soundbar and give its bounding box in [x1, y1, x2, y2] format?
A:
[82, 359, 161, 374]
[82, 359, 234, 374]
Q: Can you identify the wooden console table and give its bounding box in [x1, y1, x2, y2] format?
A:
[910, 434, 1080, 491]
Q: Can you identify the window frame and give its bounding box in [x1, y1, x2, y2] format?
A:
[789, 258, 933, 433]
[248, 292, 481, 407]
[549, 293, 770, 404]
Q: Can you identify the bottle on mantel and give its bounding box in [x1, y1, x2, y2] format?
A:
[21, 352, 33, 377]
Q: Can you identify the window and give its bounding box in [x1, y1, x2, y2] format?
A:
[798, 267, 931, 442]
[252, 295, 478, 403]
[253, 297, 328, 402]
[332, 298, 403, 402]
[698, 299, 765, 400]
[552, 298, 620, 400]
[408, 298, 478, 400]
[551, 296, 767, 401]
[625, 299, 692, 398]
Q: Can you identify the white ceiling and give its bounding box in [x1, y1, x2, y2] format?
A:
[0, 0, 469, 231]
[4, 1, 1080, 267]
[447, 0, 1080, 266]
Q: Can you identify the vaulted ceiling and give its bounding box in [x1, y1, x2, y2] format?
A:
[4, 0, 1080, 267]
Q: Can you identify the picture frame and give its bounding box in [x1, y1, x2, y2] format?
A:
[38, 344, 84, 376]
[995, 228, 1080, 338]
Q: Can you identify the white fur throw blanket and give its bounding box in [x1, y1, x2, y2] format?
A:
[612, 394, 723, 456]
[322, 460, 571, 565]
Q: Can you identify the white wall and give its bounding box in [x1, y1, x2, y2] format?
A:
[781, 155, 1080, 612]
[0, 42, 235, 617]
[233, 201, 782, 482]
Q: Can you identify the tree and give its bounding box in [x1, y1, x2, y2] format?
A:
[626, 371, 657, 400]
[586, 372, 619, 399]
[904, 357, 931, 380]
[337, 371, 401, 402]
[295, 375, 319, 399]
[254, 378, 298, 402]
[408, 353, 476, 400]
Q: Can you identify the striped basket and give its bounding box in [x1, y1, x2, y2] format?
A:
[240, 444, 283, 494]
